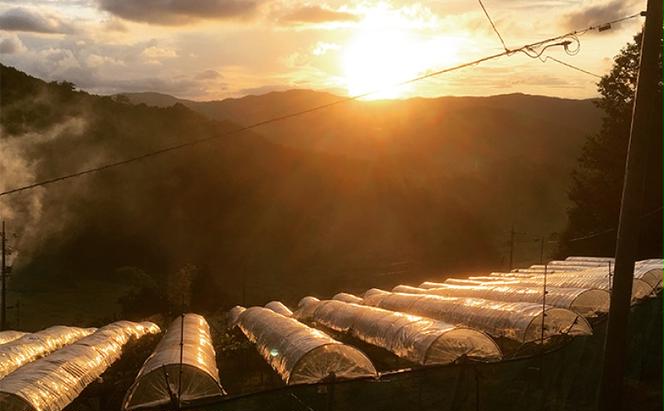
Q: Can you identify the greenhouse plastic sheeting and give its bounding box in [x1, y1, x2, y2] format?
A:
[441, 278, 523, 287]
[123, 314, 224, 411]
[0, 325, 95, 379]
[300, 299, 502, 365]
[465, 273, 652, 301]
[333, 292, 364, 304]
[294, 296, 321, 321]
[0, 321, 159, 411]
[0, 331, 26, 346]
[363, 291, 592, 344]
[519, 262, 662, 291]
[393, 284, 610, 318]
[237, 306, 377, 385]
[264, 301, 293, 317]
[228, 306, 246, 328]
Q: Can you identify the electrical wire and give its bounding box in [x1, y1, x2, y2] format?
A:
[0, 12, 644, 198]
[476, 1, 629, 79]
[508, 205, 663, 244]
[478, 0, 508, 51]
[539, 55, 603, 79]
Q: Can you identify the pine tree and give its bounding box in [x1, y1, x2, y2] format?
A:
[558, 31, 663, 258]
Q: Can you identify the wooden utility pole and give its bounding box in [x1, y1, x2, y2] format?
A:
[1, 220, 6, 331]
[598, 2, 662, 410]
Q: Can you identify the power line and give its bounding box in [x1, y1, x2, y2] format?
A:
[540, 55, 603, 78]
[478, 0, 508, 51]
[476, 0, 606, 79]
[508, 205, 663, 244]
[0, 12, 644, 198]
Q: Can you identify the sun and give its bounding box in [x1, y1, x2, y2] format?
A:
[342, 9, 461, 99]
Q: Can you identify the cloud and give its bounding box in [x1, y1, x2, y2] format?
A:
[312, 41, 340, 56]
[142, 45, 178, 60]
[561, 0, 641, 30]
[278, 5, 359, 25]
[0, 34, 26, 54]
[0, 7, 74, 34]
[97, 0, 262, 25]
[195, 69, 221, 80]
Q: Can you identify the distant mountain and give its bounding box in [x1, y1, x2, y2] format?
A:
[122, 90, 600, 158]
[118, 92, 190, 108]
[123, 90, 602, 238]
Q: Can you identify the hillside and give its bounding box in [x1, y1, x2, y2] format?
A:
[0, 64, 514, 328]
[123, 89, 602, 240]
[1, 65, 603, 329]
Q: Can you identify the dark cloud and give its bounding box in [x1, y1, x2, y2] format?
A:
[0, 7, 74, 34]
[279, 5, 359, 24]
[562, 0, 640, 30]
[97, 0, 261, 25]
[194, 69, 221, 80]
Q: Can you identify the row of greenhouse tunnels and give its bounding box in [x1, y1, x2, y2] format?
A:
[0, 256, 660, 411]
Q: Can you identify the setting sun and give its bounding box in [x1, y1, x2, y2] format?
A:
[342, 9, 461, 99]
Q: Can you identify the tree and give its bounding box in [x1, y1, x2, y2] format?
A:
[558, 30, 663, 258]
[165, 264, 195, 314]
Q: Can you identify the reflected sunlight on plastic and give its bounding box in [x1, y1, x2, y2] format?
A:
[476, 258, 662, 301]
[395, 283, 609, 318]
[363, 291, 592, 344]
[0, 331, 27, 346]
[0, 321, 159, 411]
[123, 314, 224, 411]
[0, 326, 95, 379]
[236, 306, 377, 385]
[298, 298, 502, 365]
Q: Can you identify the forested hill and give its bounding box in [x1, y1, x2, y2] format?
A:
[2, 64, 600, 328]
[124, 90, 600, 160]
[124, 89, 601, 240]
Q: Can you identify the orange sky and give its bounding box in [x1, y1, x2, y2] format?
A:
[0, 0, 646, 100]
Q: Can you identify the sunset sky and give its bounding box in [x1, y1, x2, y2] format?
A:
[0, 0, 645, 100]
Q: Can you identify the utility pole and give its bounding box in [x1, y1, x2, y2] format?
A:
[1, 220, 6, 331]
[599, 2, 662, 410]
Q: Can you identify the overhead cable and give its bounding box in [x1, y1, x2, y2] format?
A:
[0, 12, 644, 198]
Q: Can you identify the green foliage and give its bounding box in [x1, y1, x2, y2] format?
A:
[559, 31, 663, 258]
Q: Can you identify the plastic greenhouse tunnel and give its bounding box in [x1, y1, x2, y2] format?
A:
[0, 331, 26, 346]
[516, 260, 662, 291]
[264, 301, 293, 317]
[298, 298, 502, 365]
[332, 292, 364, 304]
[392, 283, 610, 318]
[0, 325, 95, 379]
[235, 306, 377, 385]
[123, 314, 225, 411]
[558, 258, 663, 290]
[363, 290, 592, 344]
[0, 321, 159, 411]
[469, 271, 654, 301]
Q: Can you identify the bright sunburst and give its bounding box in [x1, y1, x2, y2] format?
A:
[342, 8, 461, 99]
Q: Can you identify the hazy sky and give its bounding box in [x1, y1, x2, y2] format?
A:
[0, 0, 645, 100]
